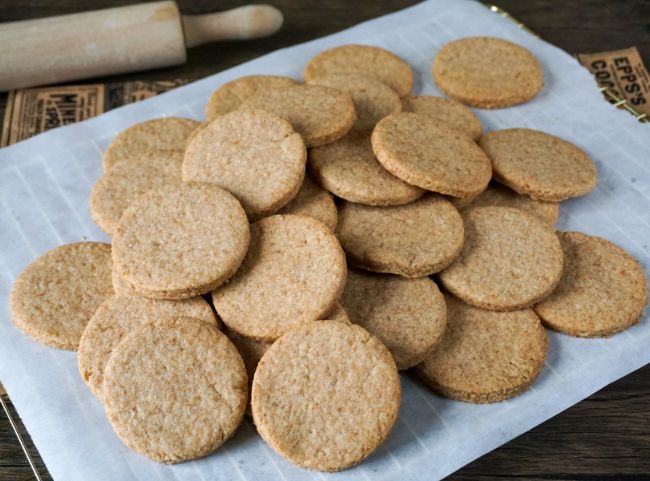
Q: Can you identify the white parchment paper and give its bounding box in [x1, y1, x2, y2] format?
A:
[1, 1, 649, 480]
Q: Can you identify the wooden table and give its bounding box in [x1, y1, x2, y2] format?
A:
[1, 1, 649, 480]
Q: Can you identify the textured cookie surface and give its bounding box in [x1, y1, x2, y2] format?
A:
[252, 321, 400, 472]
[432, 37, 543, 108]
[183, 109, 306, 219]
[11, 242, 113, 350]
[337, 195, 464, 277]
[112, 183, 249, 299]
[480, 128, 597, 202]
[535, 232, 648, 337]
[304, 44, 413, 97]
[341, 269, 447, 369]
[103, 317, 247, 463]
[416, 294, 547, 403]
[372, 112, 492, 198]
[440, 206, 564, 310]
[213, 215, 347, 341]
[277, 175, 337, 231]
[78, 295, 217, 398]
[402, 95, 482, 140]
[309, 132, 424, 206]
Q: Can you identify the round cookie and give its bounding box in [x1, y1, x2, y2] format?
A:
[78, 295, 218, 398]
[277, 175, 337, 231]
[439, 206, 564, 311]
[103, 317, 247, 463]
[90, 152, 184, 235]
[309, 132, 425, 206]
[401, 95, 482, 140]
[415, 294, 547, 403]
[480, 128, 597, 202]
[213, 215, 347, 342]
[112, 183, 250, 300]
[205, 75, 298, 121]
[183, 109, 306, 219]
[304, 44, 413, 97]
[372, 112, 492, 198]
[534, 232, 648, 337]
[10, 242, 113, 350]
[336, 195, 464, 277]
[340, 269, 447, 370]
[252, 320, 400, 472]
[103, 117, 200, 171]
[239, 84, 356, 147]
[432, 37, 543, 108]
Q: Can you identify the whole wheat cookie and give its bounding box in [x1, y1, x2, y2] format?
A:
[103, 117, 200, 171]
[341, 269, 446, 370]
[78, 295, 217, 398]
[309, 132, 425, 206]
[336, 195, 464, 277]
[183, 109, 306, 219]
[480, 128, 597, 202]
[10, 242, 113, 350]
[103, 317, 247, 463]
[440, 206, 564, 311]
[205, 75, 298, 121]
[112, 183, 249, 300]
[432, 37, 543, 108]
[240, 84, 356, 147]
[213, 215, 347, 342]
[304, 44, 413, 97]
[252, 320, 400, 472]
[415, 294, 547, 403]
[277, 175, 338, 231]
[534, 232, 648, 337]
[372, 112, 492, 198]
[401, 95, 482, 140]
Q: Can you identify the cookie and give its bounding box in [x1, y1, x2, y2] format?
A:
[205, 75, 298, 121]
[304, 44, 413, 97]
[341, 269, 446, 370]
[277, 175, 337, 231]
[336, 195, 464, 277]
[90, 152, 184, 235]
[432, 37, 543, 108]
[534, 232, 648, 337]
[112, 183, 249, 300]
[239, 84, 356, 147]
[401, 95, 482, 140]
[439, 206, 564, 311]
[251, 320, 400, 472]
[10, 242, 113, 350]
[480, 128, 597, 202]
[78, 295, 218, 398]
[103, 317, 247, 463]
[372, 112, 492, 198]
[183, 109, 306, 219]
[415, 294, 547, 403]
[213, 215, 347, 341]
[103, 117, 200, 171]
[309, 132, 425, 206]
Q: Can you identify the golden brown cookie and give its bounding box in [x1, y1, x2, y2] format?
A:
[440, 206, 564, 311]
[103, 317, 247, 463]
[183, 109, 306, 219]
[213, 215, 347, 342]
[432, 37, 543, 108]
[480, 128, 597, 202]
[336, 195, 464, 277]
[304, 44, 413, 97]
[535, 232, 648, 337]
[372, 112, 492, 198]
[401, 95, 482, 140]
[341, 269, 446, 370]
[112, 183, 249, 300]
[415, 294, 547, 403]
[252, 321, 400, 472]
[277, 175, 337, 231]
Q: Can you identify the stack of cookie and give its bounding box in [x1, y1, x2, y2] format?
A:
[10, 36, 648, 473]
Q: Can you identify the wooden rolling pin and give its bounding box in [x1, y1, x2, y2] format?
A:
[0, 2, 283, 91]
